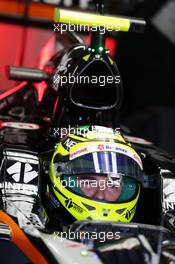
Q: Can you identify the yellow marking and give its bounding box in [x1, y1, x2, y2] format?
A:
[83, 54, 91, 61]
[108, 56, 114, 65]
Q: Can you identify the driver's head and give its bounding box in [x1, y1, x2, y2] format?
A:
[77, 175, 122, 201]
[46, 126, 143, 225]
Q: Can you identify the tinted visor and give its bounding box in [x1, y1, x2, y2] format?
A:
[54, 152, 142, 182]
[60, 174, 139, 202]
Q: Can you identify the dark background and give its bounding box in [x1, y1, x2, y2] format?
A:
[0, 0, 174, 154]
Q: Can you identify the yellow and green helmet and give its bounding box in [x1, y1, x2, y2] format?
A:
[47, 126, 143, 225]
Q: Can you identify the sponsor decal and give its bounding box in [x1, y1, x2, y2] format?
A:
[105, 145, 142, 169]
[105, 145, 127, 153]
[163, 201, 175, 212]
[69, 143, 142, 169]
[63, 138, 77, 151]
[51, 194, 60, 208]
[98, 144, 105, 151]
[163, 178, 175, 213]
[125, 206, 136, 220]
[69, 147, 88, 160]
[6, 161, 38, 183]
[65, 198, 83, 213]
[0, 182, 38, 195]
[69, 144, 128, 160]
[125, 210, 131, 220]
[125, 205, 136, 220]
[73, 203, 83, 213]
[65, 198, 73, 208]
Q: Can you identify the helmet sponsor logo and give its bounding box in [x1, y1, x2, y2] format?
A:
[51, 194, 60, 208]
[69, 143, 142, 169]
[70, 147, 88, 160]
[125, 205, 136, 220]
[63, 138, 77, 150]
[105, 145, 127, 153]
[65, 198, 83, 213]
[125, 210, 131, 220]
[98, 144, 105, 151]
[72, 203, 83, 213]
[65, 198, 73, 208]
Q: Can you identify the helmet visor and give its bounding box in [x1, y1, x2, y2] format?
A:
[54, 152, 142, 182]
[60, 174, 139, 203]
[54, 152, 142, 203]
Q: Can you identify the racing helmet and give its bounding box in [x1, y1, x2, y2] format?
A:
[45, 126, 143, 225]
